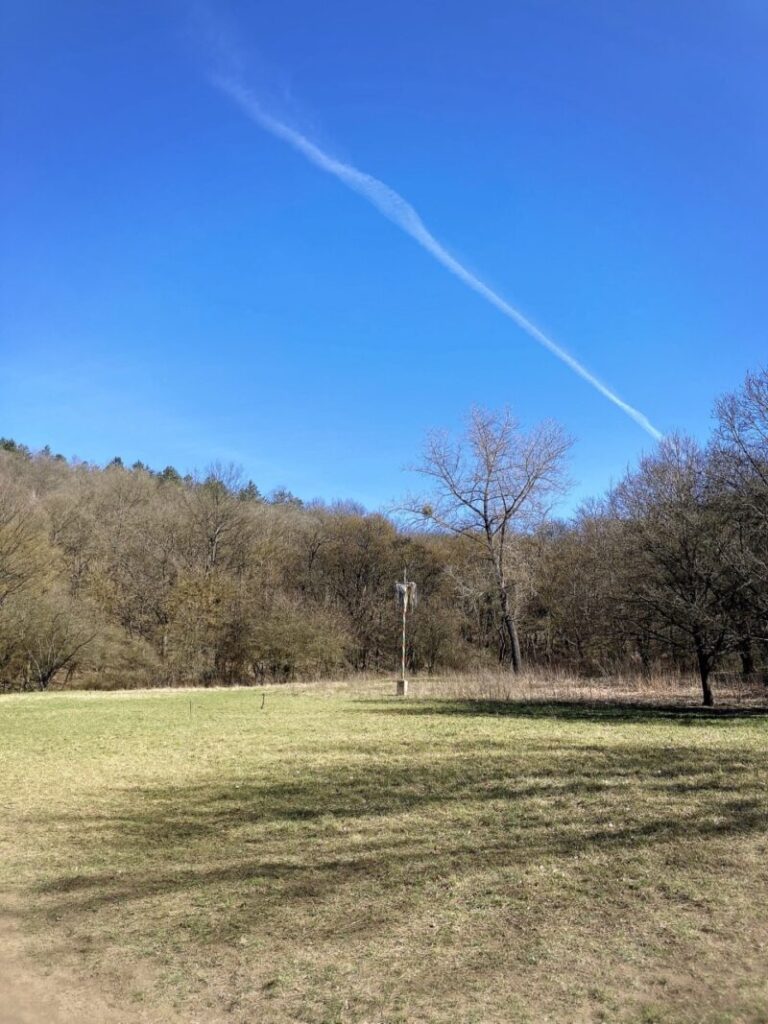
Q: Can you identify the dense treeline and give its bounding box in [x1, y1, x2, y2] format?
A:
[1, 368, 766, 703]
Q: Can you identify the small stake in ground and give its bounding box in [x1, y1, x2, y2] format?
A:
[395, 572, 417, 696]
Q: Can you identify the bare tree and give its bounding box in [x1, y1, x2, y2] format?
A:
[711, 368, 768, 679]
[714, 368, 768, 501]
[0, 473, 51, 608]
[610, 435, 741, 706]
[182, 463, 251, 573]
[10, 589, 96, 691]
[405, 407, 572, 671]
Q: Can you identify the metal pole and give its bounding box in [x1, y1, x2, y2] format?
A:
[402, 569, 407, 681]
[397, 568, 408, 696]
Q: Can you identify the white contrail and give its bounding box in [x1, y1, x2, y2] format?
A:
[213, 76, 663, 441]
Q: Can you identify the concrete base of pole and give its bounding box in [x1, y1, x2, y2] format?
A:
[396, 679, 408, 697]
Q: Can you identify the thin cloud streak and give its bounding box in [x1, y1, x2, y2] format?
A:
[213, 76, 663, 441]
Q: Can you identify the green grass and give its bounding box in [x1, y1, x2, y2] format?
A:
[1, 684, 767, 1023]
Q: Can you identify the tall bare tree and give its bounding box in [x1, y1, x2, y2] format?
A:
[712, 368, 768, 677]
[714, 368, 768, 501]
[610, 435, 741, 706]
[0, 472, 52, 608]
[405, 407, 572, 671]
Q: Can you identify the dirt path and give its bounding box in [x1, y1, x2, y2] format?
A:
[0, 913, 181, 1024]
[1, 936, 98, 1023]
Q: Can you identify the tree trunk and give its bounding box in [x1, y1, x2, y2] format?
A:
[739, 636, 755, 678]
[508, 614, 522, 673]
[575, 635, 585, 667]
[499, 584, 522, 673]
[696, 648, 714, 707]
[636, 638, 652, 678]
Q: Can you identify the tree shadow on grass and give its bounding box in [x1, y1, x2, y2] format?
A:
[23, 732, 768, 932]
[354, 697, 768, 726]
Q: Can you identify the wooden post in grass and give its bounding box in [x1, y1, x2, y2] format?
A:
[395, 571, 417, 696]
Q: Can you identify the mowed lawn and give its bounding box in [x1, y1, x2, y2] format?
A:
[1, 685, 767, 1024]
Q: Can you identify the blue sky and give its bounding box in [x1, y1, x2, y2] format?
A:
[2, 1, 766, 510]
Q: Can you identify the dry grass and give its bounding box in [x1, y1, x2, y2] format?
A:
[263, 668, 766, 710]
[403, 668, 767, 706]
[1, 680, 767, 1023]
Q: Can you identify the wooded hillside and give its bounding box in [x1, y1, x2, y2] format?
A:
[1, 369, 766, 703]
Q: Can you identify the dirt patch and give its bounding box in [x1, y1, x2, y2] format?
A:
[0, 911, 181, 1024]
[1, 928, 98, 1024]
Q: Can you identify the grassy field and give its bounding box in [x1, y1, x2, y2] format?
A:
[1, 682, 767, 1024]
